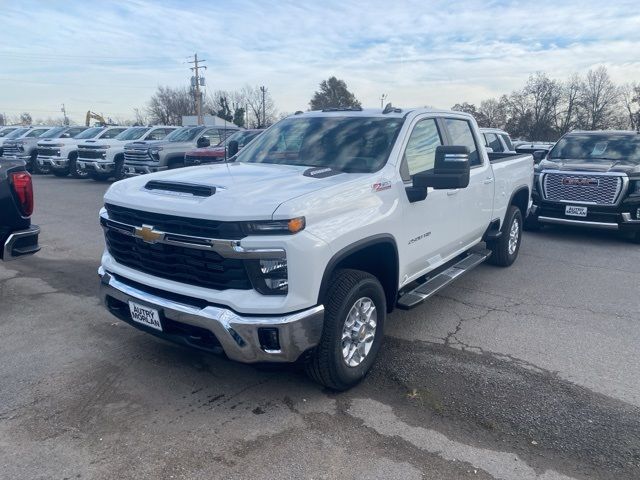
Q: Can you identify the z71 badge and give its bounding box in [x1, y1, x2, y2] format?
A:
[372, 180, 391, 192]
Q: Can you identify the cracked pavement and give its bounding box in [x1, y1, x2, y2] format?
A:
[1, 176, 639, 479]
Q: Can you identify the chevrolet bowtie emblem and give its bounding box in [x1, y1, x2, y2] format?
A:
[134, 225, 164, 243]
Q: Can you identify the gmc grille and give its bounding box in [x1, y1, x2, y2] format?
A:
[542, 173, 624, 205]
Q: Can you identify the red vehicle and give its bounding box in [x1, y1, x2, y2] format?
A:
[184, 129, 263, 166]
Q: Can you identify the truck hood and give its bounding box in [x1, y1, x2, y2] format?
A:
[79, 138, 128, 147]
[105, 162, 358, 221]
[37, 138, 84, 147]
[125, 139, 186, 149]
[538, 158, 640, 175]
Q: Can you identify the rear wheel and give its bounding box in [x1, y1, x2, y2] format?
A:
[305, 269, 386, 391]
[488, 205, 523, 267]
[70, 154, 89, 179]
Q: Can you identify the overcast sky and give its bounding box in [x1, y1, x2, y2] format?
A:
[1, 0, 639, 123]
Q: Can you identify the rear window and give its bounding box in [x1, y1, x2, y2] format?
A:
[500, 134, 514, 151]
[444, 118, 481, 166]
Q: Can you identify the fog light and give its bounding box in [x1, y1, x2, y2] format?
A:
[636, 207, 640, 220]
[246, 258, 288, 295]
[258, 328, 280, 352]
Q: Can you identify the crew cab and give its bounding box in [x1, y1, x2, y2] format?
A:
[77, 126, 178, 181]
[480, 128, 516, 154]
[0, 159, 39, 260]
[37, 126, 127, 178]
[123, 125, 239, 176]
[98, 107, 533, 390]
[526, 130, 640, 242]
[0, 126, 52, 170]
[3, 126, 87, 174]
[184, 129, 263, 166]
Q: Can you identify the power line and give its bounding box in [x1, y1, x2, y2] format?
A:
[188, 53, 207, 125]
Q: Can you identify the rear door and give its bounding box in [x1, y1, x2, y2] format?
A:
[442, 118, 493, 247]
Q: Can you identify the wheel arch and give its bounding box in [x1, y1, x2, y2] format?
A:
[318, 234, 399, 313]
[508, 186, 530, 220]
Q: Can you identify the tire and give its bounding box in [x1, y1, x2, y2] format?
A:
[488, 205, 523, 267]
[89, 170, 112, 182]
[52, 168, 69, 177]
[70, 154, 89, 179]
[32, 154, 51, 175]
[305, 269, 386, 391]
[114, 157, 125, 181]
[523, 214, 541, 231]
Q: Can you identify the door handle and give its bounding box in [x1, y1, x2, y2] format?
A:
[483, 177, 494, 184]
[447, 189, 460, 196]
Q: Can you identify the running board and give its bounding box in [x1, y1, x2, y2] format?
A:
[397, 250, 491, 310]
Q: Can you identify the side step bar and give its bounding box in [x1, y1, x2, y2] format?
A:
[397, 249, 491, 310]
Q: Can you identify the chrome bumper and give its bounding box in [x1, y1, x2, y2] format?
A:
[77, 160, 114, 172]
[124, 164, 166, 176]
[38, 156, 68, 168]
[99, 269, 325, 363]
[3, 225, 40, 261]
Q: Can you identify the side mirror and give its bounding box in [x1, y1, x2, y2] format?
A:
[413, 146, 471, 190]
[227, 140, 239, 157]
[532, 150, 546, 163]
[197, 136, 210, 148]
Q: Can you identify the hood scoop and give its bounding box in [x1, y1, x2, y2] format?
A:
[145, 180, 216, 197]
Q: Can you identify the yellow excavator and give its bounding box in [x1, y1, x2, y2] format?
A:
[85, 111, 107, 126]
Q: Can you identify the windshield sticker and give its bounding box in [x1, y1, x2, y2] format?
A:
[591, 142, 608, 156]
[303, 167, 342, 178]
[373, 180, 392, 192]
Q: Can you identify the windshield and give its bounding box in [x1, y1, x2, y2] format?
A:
[0, 127, 19, 138]
[74, 127, 104, 139]
[66, 127, 87, 137]
[5, 128, 28, 139]
[164, 126, 205, 142]
[116, 127, 150, 141]
[549, 134, 640, 163]
[236, 117, 404, 172]
[39, 127, 67, 139]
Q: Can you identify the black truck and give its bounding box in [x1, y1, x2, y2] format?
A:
[0, 159, 40, 260]
[526, 130, 640, 242]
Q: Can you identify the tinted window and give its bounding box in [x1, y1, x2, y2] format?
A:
[116, 127, 150, 141]
[549, 134, 640, 163]
[444, 119, 480, 166]
[39, 127, 67, 139]
[165, 126, 205, 142]
[236, 116, 404, 173]
[0, 127, 19, 138]
[226, 130, 262, 148]
[65, 127, 87, 137]
[25, 128, 49, 138]
[500, 134, 514, 151]
[403, 119, 443, 178]
[145, 128, 168, 140]
[484, 133, 503, 152]
[100, 128, 127, 139]
[74, 127, 104, 139]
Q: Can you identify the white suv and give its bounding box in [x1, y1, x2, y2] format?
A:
[77, 126, 178, 181]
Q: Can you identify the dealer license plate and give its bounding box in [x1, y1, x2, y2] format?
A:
[128, 301, 162, 331]
[565, 205, 587, 217]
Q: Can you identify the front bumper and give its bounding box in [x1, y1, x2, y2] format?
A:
[124, 163, 166, 176]
[3, 225, 40, 261]
[99, 269, 325, 363]
[530, 200, 640, 233]
[38, 156, 68, 168]
[77, 160, 115, 172]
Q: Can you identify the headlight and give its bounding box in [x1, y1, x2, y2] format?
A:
[632, 180, 640, 194]
[243, 217, 305, 235]
[246, 258, 288, 295]
[149, 147, 163, 154]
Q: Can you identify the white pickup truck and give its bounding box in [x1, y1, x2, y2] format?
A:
[98, 107, 533, 390]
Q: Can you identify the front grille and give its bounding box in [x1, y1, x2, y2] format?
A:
[78, 147, 106, 160]
[124, 148, 152, 163]
[38, 147, 60, 157]
[542, 173, 623, 205]
[105, 229, 252, 291]
[3, 143, 19, 156]
[105, 203, 246, 239]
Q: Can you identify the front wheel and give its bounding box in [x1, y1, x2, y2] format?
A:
[70, 155, 89, 179]
[305, 269, 386, 391]
[33, 155, 51, 175]
[488, 205, 523, 267]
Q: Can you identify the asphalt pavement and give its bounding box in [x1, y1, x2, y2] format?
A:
[1, 175, 639, 479]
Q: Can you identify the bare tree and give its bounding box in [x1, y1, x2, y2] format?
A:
[452, 102, 487, 126]
[576, 66, 620, 130]
[133, 108, 147, 126]
[19, 112, 32, 125]
[147, 86, 198, 125]
[523, 72, 561, 140]
[554, 74, 581, 134]
[620, 83, 640, 131]
[479, 98, 508, 129]
[242, 85, 277, 128]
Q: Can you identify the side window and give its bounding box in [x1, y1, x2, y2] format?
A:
[485, 133, 503, 152]
[401, 118, 443, 180]
[146, 129, 166, 140]
[26, 129, 48, 138]
[444, 118, 481, 166]
[101, 128, 126, 139]
[500, 134, 514, 151]
[202, 128, 221, 145]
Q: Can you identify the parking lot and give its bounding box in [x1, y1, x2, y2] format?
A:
[1, 175, 639, 479]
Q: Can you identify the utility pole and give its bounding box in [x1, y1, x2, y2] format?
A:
[61, 104, 68, 125]
[260, 86, 267, 128]
[380, 93, 387, 108]
[188, 53, 207, 125]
